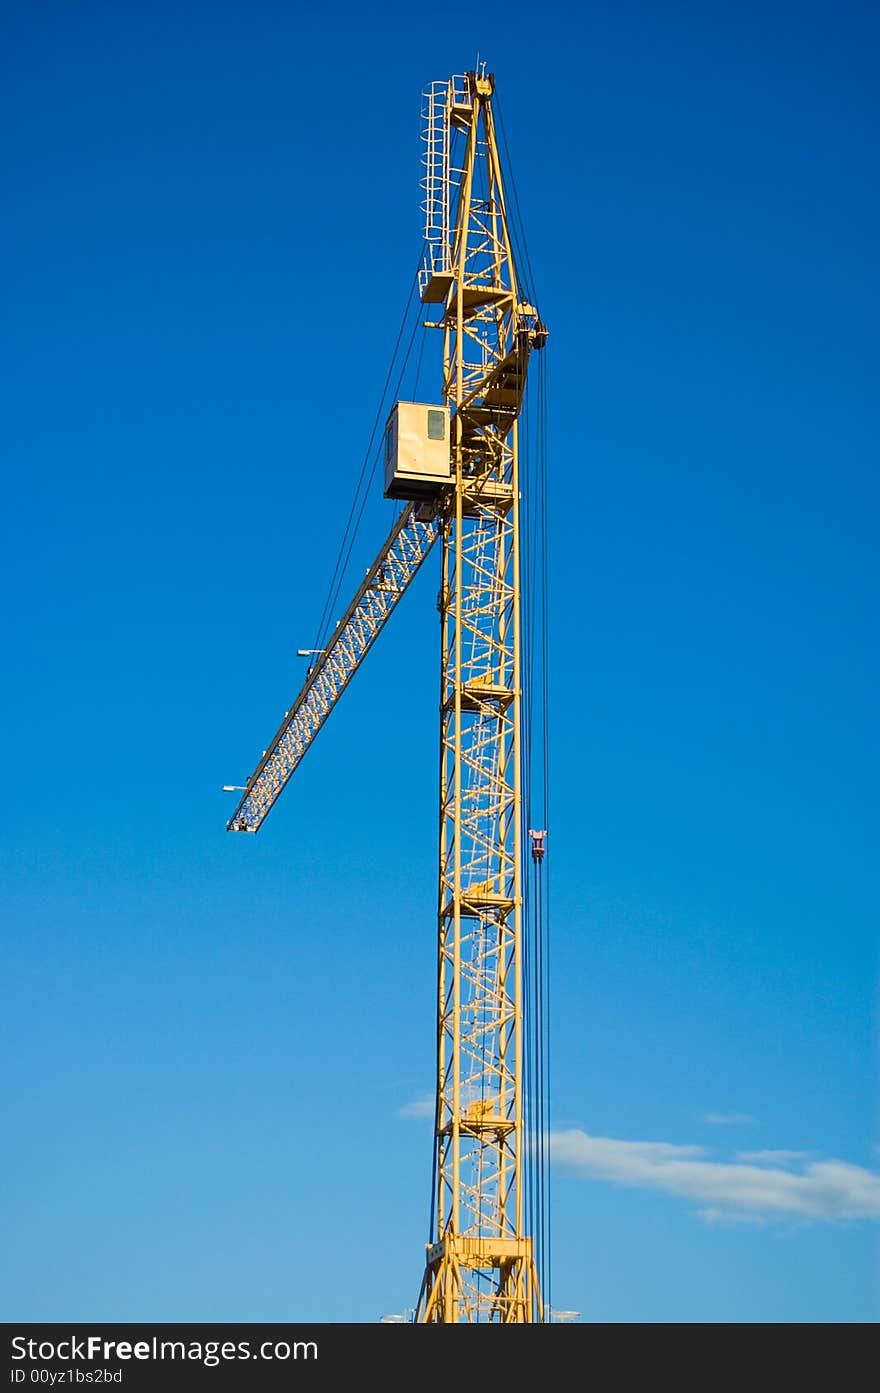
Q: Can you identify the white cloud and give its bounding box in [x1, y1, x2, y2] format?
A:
[738, 1149, 809, 1165]
[396, 1094, 434, 1120]
[705, 1113, 757, 1126]
[550, 1129, 880, 1223]
[698, 1208, 770, 1227]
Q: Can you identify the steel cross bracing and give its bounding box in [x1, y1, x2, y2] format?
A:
[416, 70, 546, 1324]
[227, 502, 439, 833]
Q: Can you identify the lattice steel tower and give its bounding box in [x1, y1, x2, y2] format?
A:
[225, 68, 548, 1323]
[415, 69, 546, 1322]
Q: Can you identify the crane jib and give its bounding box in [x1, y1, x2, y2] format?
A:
[227, 502, 440, 833]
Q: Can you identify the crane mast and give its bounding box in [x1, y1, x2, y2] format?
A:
[225, 68, 547, 1323]
[416, 69, 546, 1324]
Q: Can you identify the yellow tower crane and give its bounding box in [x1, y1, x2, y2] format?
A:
[226, 67, 548, 1323]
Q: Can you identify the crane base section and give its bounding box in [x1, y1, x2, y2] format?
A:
[416, 1235, 543, 1323]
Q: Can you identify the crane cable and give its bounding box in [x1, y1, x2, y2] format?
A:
[310, 243, 428, 658]
[522, 343, 550, 1318]
[303, 105, 552, 1314]
[512, 143, 551, 1314]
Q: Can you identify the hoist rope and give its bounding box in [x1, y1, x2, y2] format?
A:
[310, 243, 428, 657]
[302, 102, 552, 1317]
[495, 95, 538, 308]
[520, 323, 551, 1316]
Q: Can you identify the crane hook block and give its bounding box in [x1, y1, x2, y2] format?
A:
[529, 829, 547, 862]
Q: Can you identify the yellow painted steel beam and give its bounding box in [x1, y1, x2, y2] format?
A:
[416, 69, 547, 1323]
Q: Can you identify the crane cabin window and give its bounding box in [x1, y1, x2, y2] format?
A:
[427, 409, 446, 440]
[384, 416, 396, 467]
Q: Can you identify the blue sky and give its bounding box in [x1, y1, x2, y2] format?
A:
[2, 0, 878, 1322]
